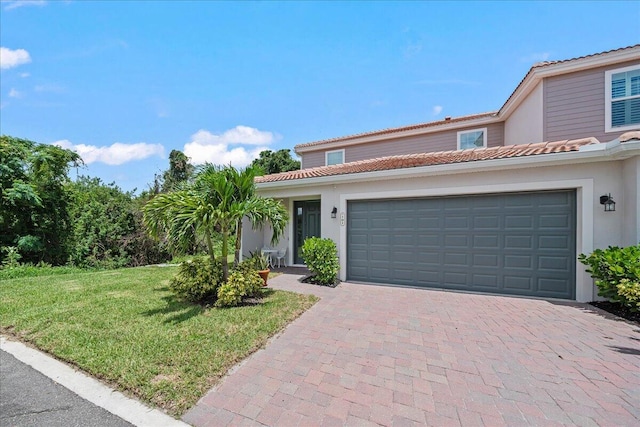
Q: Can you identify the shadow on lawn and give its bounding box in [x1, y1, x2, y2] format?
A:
[142, 294, 203, 324]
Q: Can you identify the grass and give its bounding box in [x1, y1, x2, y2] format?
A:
[0, 266, 318, 416]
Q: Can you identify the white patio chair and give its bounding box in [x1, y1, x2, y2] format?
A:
[275, 248, 287, 268]
[261, 247, 274, 268]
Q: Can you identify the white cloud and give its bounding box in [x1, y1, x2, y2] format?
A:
[521, 52, 551, 63]
[184, 126, 277, 166]
[53, 140, 165, 165]
[0, 47, 31, 69]
[432, 105, 443, 116]
[20, 72, 30, 78]
[8, 88, 22, 98]
[2, 0, 46, 10]
[34, 83, 65, 93]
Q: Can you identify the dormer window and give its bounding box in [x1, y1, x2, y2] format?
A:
[605, 65, 640, 132]
[457, 128, 487, 150]
[326, 149, 345, 166]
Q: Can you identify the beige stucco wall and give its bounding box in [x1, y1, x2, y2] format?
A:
[247, 154, 639, 302]
[504, 81, 543, 145]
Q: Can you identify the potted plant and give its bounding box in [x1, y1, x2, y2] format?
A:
[249, 251, 270, 286]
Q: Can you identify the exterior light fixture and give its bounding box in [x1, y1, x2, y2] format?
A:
[600, 194, 616, 212]
[331, 207, 338, 218]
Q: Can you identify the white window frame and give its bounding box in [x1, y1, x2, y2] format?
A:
[605, 64, 640, 133]
[457, 128, 487, 150]
[325, 149, 345, 166]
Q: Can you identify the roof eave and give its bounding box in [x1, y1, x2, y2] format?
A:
[294, 114, 499, 154]
[499, 46, 640, 119]
[258, 142, 639, 190]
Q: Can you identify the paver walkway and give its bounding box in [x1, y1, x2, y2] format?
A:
[183, 273, 640, 426]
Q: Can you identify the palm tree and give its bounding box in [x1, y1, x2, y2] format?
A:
[142, 164, 288, 280]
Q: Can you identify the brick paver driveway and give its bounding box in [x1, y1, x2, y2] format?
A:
[184, 273, 640, 426]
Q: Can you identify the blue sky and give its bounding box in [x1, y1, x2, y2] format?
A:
[1, 1, 639, 193]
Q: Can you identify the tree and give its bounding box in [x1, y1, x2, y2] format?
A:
[67, 177, 170, 268]
[143, 164, 288, 280]
[250, 149, 300, 175]
[162, 150, 194, 192]
[1, 135, 81, 265]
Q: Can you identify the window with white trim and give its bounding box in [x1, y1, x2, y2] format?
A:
[325, 149, 344, 166]
[457, 128, 487, 150]
[605, 65, 640, 132]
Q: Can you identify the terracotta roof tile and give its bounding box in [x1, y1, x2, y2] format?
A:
[294, 111, 497, 150]
[256, 138, 598, 184]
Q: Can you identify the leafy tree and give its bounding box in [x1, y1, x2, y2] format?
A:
[143, 164, 288, 279]
[250, 149, 300, 175]
[162, 150, 194, 192]
[67, 177, 170, 268]
[1, 135, 81, 264]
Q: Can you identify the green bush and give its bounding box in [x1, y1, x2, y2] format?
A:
[578, 244, 640, 311]
[169, 257, 223, 304]
[617, 279, 640, 311]
[301, 237, 339, 285]
[215, 269, 263, 307]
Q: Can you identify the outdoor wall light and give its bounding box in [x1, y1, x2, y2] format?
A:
[600, 194, 616, 212]
[331, 206, 338, 218]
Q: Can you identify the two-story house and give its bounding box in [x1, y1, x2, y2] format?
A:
[242, 45, 640, 303]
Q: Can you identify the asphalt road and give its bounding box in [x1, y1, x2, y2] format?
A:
[0, 350, 133, 427]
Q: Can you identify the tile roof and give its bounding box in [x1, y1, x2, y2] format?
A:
[294, 45, 640, 152]
[257, 138, 598, 184]
[294, 111, 497, 150]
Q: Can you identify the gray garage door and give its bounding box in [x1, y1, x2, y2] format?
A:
[347, 190, 576, 299]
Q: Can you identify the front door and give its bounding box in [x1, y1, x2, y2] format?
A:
[294, 200, 321, 264]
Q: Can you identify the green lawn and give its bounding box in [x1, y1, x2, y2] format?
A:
[0, 266, 317, 416]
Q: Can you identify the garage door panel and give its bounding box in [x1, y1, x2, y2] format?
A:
[444, 235, 468, 247]
[473, 235, 500, 249]
[539, 214, 570, 228]
[538, 256, 570, 271]
[505, 235, 533, 249]
[505, 215, 533, 228]
[503, 275, 534, 290]
[347, 190, 575, 299]
[472, 274, 499, 288]
[474, 215, 500, 229]
[445, 216, 469, 229]
[417, 234, 440, 246]
[473, 254, 499, 267]
[539, 235, 570, 249]
[504, 194, 535, 208]
[504, 255, 533, 269]
[444, 252, 468, 266]
[444, 271, 469, 285]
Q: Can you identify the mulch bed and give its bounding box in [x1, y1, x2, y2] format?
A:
[590, 301, 640, 324]
[301, 275, 340, 288]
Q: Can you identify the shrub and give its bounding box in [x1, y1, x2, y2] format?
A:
[616, 279, 640, 311]
[169, 257, 223, 304]
[578, 244, 640, 310]
[215, 269, 263, 307]
[301, 237, 339, 285]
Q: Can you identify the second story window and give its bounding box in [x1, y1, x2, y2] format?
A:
[326, 149, 345, 166]
[457, 128, 487, 150]
[605, 65, 640, 132]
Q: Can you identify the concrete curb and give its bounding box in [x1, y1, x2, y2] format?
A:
[1, 336, 190, 427]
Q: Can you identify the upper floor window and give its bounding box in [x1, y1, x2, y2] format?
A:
[326, 149, 345, 166]
[457, 128, 487, 150]
[605, 65, 640, 132]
